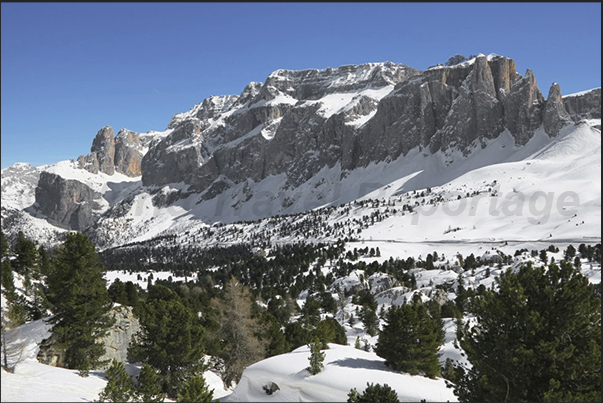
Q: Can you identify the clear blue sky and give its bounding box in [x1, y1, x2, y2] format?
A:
[2, 2, 601, 169]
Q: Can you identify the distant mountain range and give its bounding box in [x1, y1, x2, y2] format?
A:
[1, 54, 600, 250]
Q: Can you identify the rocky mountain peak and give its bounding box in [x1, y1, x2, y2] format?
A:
[3, 54, 599, 240]
[543, 82, 572, 137]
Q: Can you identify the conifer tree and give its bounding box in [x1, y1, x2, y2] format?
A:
[13, 231, 39, 276]
[375, 300, 441, 378]
[0, 231, 9, 258]
[261, 313, 290, 357]
[1, 258, 16, 297]
[306, 337, 325, 375]
[347, 382, 400, 402]
[46, 233, 114, 376]
[135, 364, 165, 402]
[176, 374, 214, 402]
[455, 261, 601, 402]
[360, 305, 379, 336]
[96, 359, 135, 402]
[129, 285, 205, 398]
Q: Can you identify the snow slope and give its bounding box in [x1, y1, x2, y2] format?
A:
[88, 120, 600, 252]
[222, 343, 457, 402]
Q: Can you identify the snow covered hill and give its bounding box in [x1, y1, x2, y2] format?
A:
[222, 343, 456, 402]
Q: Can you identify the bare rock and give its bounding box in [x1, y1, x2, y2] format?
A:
[115, 129, 144, 177]
[543, 82, 572, 137]
[91, 126, 116, 175]
[34, 171, 101, 231]
[563, 87, 601, 122]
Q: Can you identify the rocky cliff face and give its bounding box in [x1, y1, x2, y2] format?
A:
[78, 126, 148, 177]
[34, 171, 101, 231]
[114, 129, 145, 176]
[141, 54, 579, 197]
[141, 62, 419, 193]
[563, 87, 601, 122]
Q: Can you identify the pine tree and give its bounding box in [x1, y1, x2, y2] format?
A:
[13, 231, 39, 276]
[564, 244, 576, 261]
[1, 258, 16, 297]
[176, 374, 214, 402]
[455, 261, 601, 402]
[135, 364, 165, 402]
[375, 300, 441, 378]
[306, 337, 325, 375]
[347, 382, 400, 402]
[360, 305, 379, 336]
[129, 285, 205, 398]
[0, 231, 9, 258]
[46, 233, 115, 376]
[284, 321, 312, 350]
[96, 359, 135, 402]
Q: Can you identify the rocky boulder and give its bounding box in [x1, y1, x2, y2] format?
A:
[98, 304, 141, 368]
[37, 305, 141, 370]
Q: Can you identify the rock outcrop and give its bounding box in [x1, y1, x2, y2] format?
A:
[78, 126, 147, 177]
[34, 171, 101, 231]
[563, 87, 601, 122]
[78, 126, 115, 175]
[37, 305, 141, 370]
[98, 304, 141, 368]
[543, 82, 572, 137]
[115, 129, 144, 176]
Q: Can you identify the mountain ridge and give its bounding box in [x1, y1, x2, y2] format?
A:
[1, 54, 600, 250]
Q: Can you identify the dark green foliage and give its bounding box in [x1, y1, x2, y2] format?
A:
[129, 284, 205, 397]
[176, 374, 214, 402]
[312, 317, 347, 348]
[0, 231, 9, 258]
[306, 337, 325, 375]
[319, 291, 337, 314]
[441, 357, 463, 385]
[539, 249, 548, 264]
[284, 321, 312, 350]
[135, 364, 165, 402]
[300, 295, 321, 326]
[347, 382, 400, 402]
[360, 305, 379, 336]
[564, 244, 576, 261]
[266, 294, 295, 325]
[1, 258, 15, 296]
[376, 300, 442, 378]
[440, 300, 461, 318]
[108, 279, 140, 308]
[96, 359, 134, 402]
[46, 233, 115, 375]
[455, 261, 601, 402]
[260, 312, 290, 357]
[13, 231, 39, 275]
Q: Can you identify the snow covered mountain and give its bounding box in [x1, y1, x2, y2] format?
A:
[1, 54, 600, 250]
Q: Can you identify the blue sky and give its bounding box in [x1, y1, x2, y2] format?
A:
[1, 2, 601, 169]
